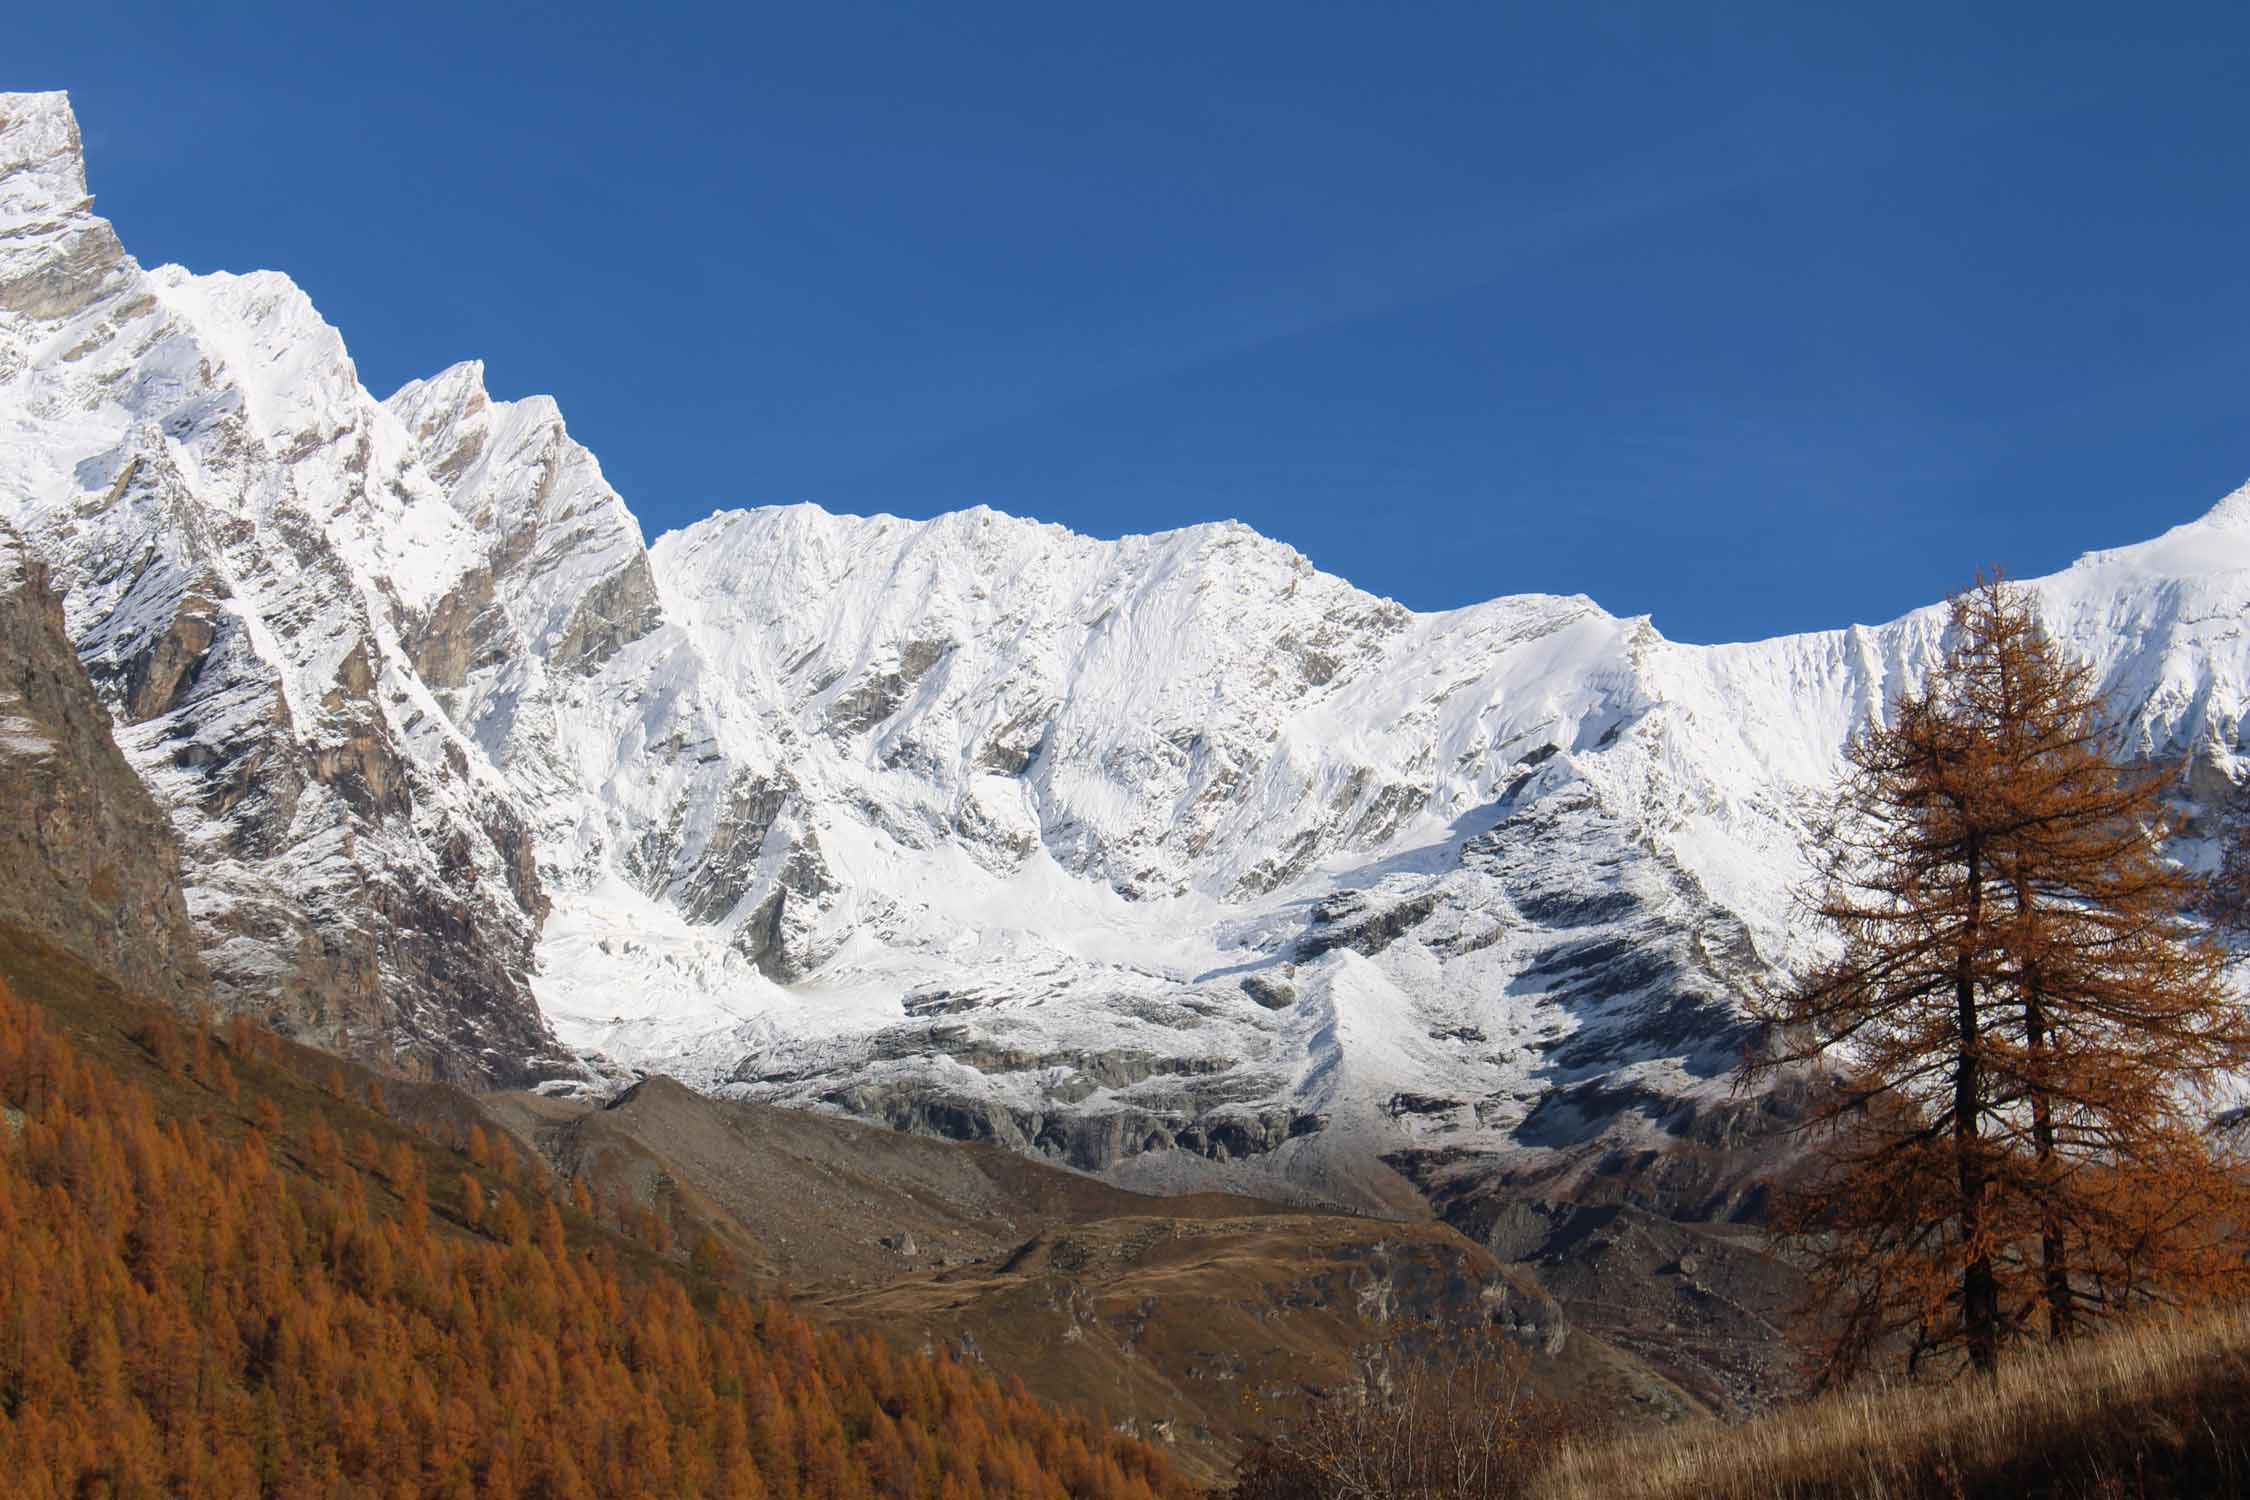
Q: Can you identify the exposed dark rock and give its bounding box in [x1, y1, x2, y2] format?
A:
[553, 553, 663, 674]
[849, 1029, 1239, 1089]
[403, 551, 511, 691]
[973, 703, 1054, 775]
[1238, 971, 1298, 1009]
[902, 986, 995, 1018]
[1386, 1092, 1466, 1119]
[0, 526, 207, 1009]
[730, 831, 841, 981]
[823, 637, 954, 736]
[1298, 890, 1440, 958]
[121, 586, 223, 722]
[812, 1073, 1323, 1173]
[667, 770, 795, 923]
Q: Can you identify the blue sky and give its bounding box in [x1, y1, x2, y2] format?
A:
[18, 2, 2250, 642]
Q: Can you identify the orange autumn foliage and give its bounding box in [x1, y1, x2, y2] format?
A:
[1747, 576, 2250, 1382]
[0, 976, 1183, 1500]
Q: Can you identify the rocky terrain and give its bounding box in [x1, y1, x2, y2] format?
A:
[0, 92, 573, 1083]
[487, 1077, 1709, 1484]
[0, 522, 205, 1009]
[6, 87, 2250, 1228]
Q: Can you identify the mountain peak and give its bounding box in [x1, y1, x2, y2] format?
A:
[387, 361, 591, 461]
[389, 358, 491, 411]
[2194, 477, 2250, 530]
[0, 92, 89, 225]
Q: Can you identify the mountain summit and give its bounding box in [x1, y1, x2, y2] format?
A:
[4, 91, 2247, 1210]
[0, 91, 570, 1083]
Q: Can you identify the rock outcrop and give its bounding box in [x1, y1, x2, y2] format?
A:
[0, 525, 206, 1007]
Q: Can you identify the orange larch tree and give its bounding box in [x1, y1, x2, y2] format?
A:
[1747, 575, 2250, 1380]
[0, 970, 1186, 1500]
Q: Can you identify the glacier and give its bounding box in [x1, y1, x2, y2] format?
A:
[5, 89, 2249, 1209]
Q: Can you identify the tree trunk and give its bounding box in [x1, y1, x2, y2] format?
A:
[2011, 861, 2075, 1342]
[2024, 984, 2074, 1340]
[1956, 842, 1999, 1374]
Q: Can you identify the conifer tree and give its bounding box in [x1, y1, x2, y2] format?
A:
[1747, 575, 2250, 1379]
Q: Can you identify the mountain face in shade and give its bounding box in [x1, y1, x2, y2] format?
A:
[5, 91, 2246, 1205]
[0, 521, 207, 1010]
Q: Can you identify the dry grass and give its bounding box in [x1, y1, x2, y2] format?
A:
[1533, 1305, 2250, 1500]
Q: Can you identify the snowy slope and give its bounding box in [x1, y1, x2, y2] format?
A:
[510, 497, 2250, 1206]
[6, 90, 2249, 1201]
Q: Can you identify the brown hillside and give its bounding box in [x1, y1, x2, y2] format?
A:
[495, 1078, 1706, 1484]
[0, 924, 1188, 1499]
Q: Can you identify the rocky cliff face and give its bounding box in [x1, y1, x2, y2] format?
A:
[4, 91, 2247, 1203]
[0, 92, 574, 1084]
[0, 524, 206, 1007]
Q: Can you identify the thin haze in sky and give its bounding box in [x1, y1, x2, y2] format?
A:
[15, 2, 2250, 641]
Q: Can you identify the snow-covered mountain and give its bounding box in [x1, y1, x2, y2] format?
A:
[0, 92, 573, 1082]
[6, 91, 2248, 1205]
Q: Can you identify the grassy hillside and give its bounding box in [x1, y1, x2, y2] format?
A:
[1533, 1304, 2250, 1500]
[0, 925, 1187, 1500]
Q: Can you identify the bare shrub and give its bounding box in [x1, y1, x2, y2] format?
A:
[1233, 1326, 1567, 1500]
